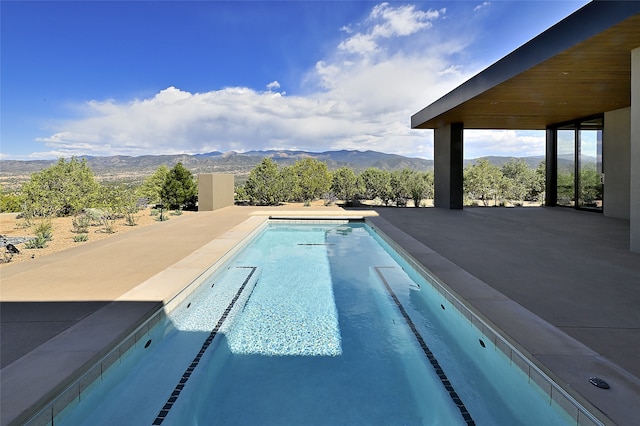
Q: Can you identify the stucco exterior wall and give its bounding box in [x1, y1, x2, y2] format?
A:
[198, 173, 235, 211]
[603, 107, 631, 219]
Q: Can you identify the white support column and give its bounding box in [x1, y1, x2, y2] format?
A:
[631, 47, 640, 252]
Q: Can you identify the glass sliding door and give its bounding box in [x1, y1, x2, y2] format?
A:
[553, 115, 603, 211]
[578, 118, 603, 210]
[556, 128, 576, 207]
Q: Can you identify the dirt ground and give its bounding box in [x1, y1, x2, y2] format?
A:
[0, 208, 195, 267]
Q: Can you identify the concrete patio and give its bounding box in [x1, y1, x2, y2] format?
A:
[1, 205, 639, 425]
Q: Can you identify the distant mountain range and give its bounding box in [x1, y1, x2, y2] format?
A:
[0, 150, 551, 189]
[0, 149, 552, 174]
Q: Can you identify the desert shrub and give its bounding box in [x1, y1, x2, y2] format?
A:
[323, 192, 337, 206]
[73, 233, 89, 242]
[72, 214, 92, 233]
[150, 208, 159, 217]
[170, 209, 183, 216]
[0, 187, 22, 213]
[84, 208, 107, 224]
[15, 210, 34, 229]
[99, 218, 116, 234]
[34, 219, 53, 241]
[124, 212, 139, 226]
[136, 197, 149, 209]
[21, 157, 100, 217]
[155, 211, 169, 222]
[95, 184, 140, 219]
[24, 235, 48, 249]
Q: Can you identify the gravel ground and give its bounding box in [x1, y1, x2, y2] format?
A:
[0, 209, 195, 267]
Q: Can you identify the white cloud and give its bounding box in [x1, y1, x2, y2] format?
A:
[464, 130, 545, 158]
[31, 3, 483, 160]
[266, 81, 281, 90]
[338, 3, 444, 57]
[474, 2, 491, 13]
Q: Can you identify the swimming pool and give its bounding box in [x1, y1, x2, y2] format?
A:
[52, 222, 578, 425]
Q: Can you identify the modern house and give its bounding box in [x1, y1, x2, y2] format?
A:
[411, 0, 640, 252]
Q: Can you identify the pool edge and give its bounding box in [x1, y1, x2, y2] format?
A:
[15, 212, 635, 426]
[365, 215, 637, 426]
[12, 216, 271, 426]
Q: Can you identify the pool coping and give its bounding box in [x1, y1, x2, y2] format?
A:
[5, 215, 272, 426]
[8, 212, 639, 425]
[367, 215, 640, 426]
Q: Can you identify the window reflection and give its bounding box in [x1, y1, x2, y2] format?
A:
[554, 116, 603, 211]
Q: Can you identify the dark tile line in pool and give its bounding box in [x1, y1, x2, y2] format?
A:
[368, 221, 604, 426]
[373, 267, 476, 426]
[151, 266, 257, 425]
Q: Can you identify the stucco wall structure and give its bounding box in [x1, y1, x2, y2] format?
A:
[603, 107, 631, 220]
[198, 173, 235, 211]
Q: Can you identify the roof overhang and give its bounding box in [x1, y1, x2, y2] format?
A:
[411, 1, 640, 130]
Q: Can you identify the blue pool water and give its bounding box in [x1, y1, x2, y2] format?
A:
[56, 223, 573, 425]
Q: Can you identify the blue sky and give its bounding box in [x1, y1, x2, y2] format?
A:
[1, 1, 589, 160]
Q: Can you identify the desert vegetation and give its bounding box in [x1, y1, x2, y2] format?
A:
[1, 154, 546, 265]
[237, 157, 545, 207]
[0, 158, 198, 264]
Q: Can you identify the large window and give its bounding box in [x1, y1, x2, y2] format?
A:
[556, 128, 576, 207]
[553, 116, 603, 211]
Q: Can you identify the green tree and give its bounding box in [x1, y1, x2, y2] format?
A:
[245, 158, 282, 205]
[390, 168, 414, 207]
[292, 158, 331, 203]
[357, 168, 392, 204]
[331, 167, 359, 204]
[279, 165, 300, 202]
[160, 162, 197, 209]
[0, 186, 22, 213]
[21, 157, 100, 216]
[501, 159, 535, 205]
[557, 167, 574, 206]
[464, 159, 504, 206]
[407, 171, 434, 207]
[95, 184, 140, 218]
[138, 165, 169, 205]
[234, 185, 248, 201]
[579, 166, 602, 206]
[527, 160, 546, 202]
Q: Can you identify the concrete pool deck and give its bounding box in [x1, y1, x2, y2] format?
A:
[1, 205, 639, 425]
